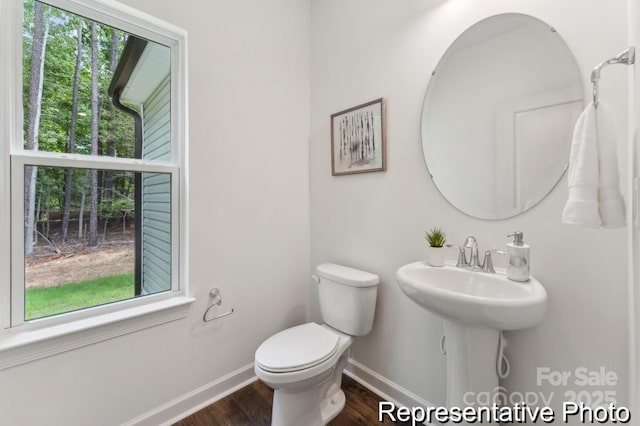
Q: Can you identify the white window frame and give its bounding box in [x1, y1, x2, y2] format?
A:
[0, 0, 192, 370]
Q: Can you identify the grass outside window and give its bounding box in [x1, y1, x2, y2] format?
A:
[25, 273, 135, 320]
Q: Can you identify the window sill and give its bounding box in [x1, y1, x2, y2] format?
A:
[0, 295, 195, 370]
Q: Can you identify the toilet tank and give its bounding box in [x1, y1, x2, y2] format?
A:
[316, 263, 379, 336]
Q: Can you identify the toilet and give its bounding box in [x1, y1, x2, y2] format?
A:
[254, 263, 379, 426]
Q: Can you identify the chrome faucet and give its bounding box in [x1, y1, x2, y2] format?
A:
[447, 236, 505, 273]
[463, 236, 481, 269]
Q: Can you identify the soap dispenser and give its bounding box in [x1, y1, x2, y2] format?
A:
[506, 231, 529, 282]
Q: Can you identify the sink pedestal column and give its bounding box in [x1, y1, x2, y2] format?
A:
[444, 321, 500, 408]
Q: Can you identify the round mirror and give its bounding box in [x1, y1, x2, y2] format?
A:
[422, 13, 583, 219]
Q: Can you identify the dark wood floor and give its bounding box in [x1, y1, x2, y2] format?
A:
[174, 374, 409, 425]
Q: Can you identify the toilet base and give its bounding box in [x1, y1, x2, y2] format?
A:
[320, 388, 345, 423]
[255, 325, 353, 426]
[270, 365, 346, 426]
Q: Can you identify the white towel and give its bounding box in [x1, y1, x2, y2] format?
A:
[562, 101, 625, 228]
[596, 102, 625, 227]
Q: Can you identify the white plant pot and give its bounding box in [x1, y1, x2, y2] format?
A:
[428, 247, 446, 267]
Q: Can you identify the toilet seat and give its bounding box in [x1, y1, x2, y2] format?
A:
[255, 323, 339, 373]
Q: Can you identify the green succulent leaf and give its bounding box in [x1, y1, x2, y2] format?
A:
[425, 227, 447, 247]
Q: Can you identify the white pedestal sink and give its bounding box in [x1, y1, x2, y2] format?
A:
[396, 261, 547, 408]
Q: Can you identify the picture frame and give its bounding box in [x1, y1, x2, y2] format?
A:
[330, 98, 386, 176]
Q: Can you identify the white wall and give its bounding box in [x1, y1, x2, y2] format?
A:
[310, 0, 630, 412]
[629, 0, 640, 415]
[0, 1, 311, 425]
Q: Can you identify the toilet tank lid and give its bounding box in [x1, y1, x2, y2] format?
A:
[316, 263, 379, 287]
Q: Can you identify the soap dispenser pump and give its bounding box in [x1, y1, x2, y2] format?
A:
[506, 231, 530, 282]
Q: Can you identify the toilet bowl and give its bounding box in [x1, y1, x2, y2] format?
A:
[255, 323, 352, 425]
[254, 263, 379, 426]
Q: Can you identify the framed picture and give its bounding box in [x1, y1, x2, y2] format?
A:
[331, 98, 386, 176]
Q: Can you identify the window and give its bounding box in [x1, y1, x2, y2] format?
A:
[0, 0, 190, 366]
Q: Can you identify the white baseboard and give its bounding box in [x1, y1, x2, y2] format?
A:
[123, 363, 257, 426]
[124, 358, 440, 426]
[345, 357, 442, 425]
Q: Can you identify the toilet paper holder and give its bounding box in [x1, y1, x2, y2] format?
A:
[203, 288, 235, 322]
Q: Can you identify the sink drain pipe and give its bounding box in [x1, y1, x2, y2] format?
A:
[440, 332, 510, 379]
[497, 331, 511, 379]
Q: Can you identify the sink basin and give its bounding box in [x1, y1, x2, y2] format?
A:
[396, 261, 547, 330]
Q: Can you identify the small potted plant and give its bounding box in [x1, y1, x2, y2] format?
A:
[425, 227, 447, 267]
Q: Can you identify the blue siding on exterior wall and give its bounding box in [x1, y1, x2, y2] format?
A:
[141, 74, 172, 295]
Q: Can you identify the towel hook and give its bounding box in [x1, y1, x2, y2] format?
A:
[203, 288, 235, 322]
[591, 46, 635, 106]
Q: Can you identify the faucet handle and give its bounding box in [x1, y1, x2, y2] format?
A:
[446, 244, 467, 267]
[482, 250, 506, 273]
